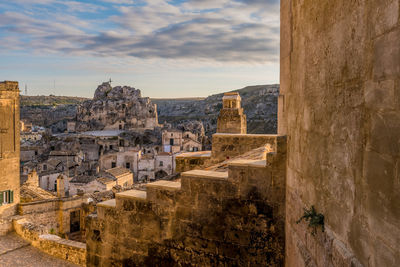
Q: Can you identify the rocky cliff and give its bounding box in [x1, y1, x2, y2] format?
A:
[76, 82, 159, 131]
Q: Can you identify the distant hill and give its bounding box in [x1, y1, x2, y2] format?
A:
[153, 84, 279, 136]
[20, 84, 279, 135]
[20, 95, 88, 106]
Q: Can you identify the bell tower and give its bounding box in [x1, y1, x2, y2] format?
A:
[217, 92, 247, 134]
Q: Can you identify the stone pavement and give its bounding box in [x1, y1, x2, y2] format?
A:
[0, 233, 78, 267]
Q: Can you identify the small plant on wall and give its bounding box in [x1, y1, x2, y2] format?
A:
[296, 205, 325, 236]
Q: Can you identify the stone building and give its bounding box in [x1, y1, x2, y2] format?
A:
[69, 167, 133, 196]
[0, 81, 20, 217]
[162, 129, 202, 153]
[162, 129, 183, 153]
[99, 149, 141, 175]
[216, 92, 247, 134]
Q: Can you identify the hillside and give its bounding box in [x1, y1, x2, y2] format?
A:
[20, 95, 88, 106]
[153, 84, 279, 136]
[20, 85, 279, 135]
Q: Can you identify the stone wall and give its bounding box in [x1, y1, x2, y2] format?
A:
[175, 152, 211, 172]
[281, 1, 400, 266]
[211, 133, 278, 162]
[86, 135, 286, 266]
[0, 81, 20, 219]
[13, 218, 86, 266]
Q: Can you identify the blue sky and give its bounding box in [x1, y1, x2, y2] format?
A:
[0, 0, 280, 98]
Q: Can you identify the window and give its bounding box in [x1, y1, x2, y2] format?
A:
[110, 145, 113, 150]
[34, 150, 38, 156]
[126, 162, 131, 169]
[187, 134, 189, 138]
[170, 139, 174, 146]
[159, 161, 163, 167]
[43, 164, 47, 171]
[0, 190, 13, 205]
[171, 133, 173, 137]
[111, 162, 116, 168]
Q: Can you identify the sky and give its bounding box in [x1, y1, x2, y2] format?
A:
[0, 0, 280, 98]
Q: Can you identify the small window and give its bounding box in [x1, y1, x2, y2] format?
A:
[159, 161, 163, 167]
[170, 139, 174, 146]
[43, 164, 47, 171]
[110, 145, 113, 150]
[126, 162, 131, 169]
[34, 151, 38, 156]
[0, 190, 13, 205]
[111, 162, 116, 168]
[171, 133, 173, 137]
[187, 134, 189, 138]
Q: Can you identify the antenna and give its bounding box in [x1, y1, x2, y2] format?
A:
[25, 85, 28, 95]
[109, 78, 112, 85]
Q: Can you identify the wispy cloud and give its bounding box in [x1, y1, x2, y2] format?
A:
[0, 0, 279, 62]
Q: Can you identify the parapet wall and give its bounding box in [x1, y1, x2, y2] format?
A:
[13, 218, 86, 266]
[281, 1, 400, 266]
[86, 135, 287, 266]
[211, 133, 278, 162]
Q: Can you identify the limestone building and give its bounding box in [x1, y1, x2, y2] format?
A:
[216, 92, 247, 134]
[0, 81, 20, 217]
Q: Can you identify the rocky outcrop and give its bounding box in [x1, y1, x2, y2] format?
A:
[76, 83, 159, 132]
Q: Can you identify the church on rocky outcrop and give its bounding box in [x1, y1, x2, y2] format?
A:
[76, 82, 159, 132]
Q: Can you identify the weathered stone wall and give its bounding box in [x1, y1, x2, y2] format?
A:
[211, 133, 277, 162]
[13, 218, 86, 266]
[86, 135, 286, 266]
[175, 152, 211, 172]
[0, 81, 20, 221]
[281, 1, 400, 266]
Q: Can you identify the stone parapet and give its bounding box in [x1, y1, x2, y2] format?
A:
[13, 218, 86, 266]
[211, 133, 280, 162]
[87, 135, 287, 266]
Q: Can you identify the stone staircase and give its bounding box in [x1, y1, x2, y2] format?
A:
[87, 135, 287, 266]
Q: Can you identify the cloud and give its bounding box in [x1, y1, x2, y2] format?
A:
[0, 0, 279, 63]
